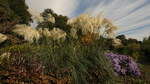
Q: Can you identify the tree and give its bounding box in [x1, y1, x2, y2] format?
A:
[8, 0, 32, 24]
[37, 9, 70, 33]
[141, 36, 150, 61]
[0, 0, 19, 33]
[0, 0, 32, 33]
[116, 35, 127, 45]
[126, 43, 141, 61]
[114, 35, 142, 61]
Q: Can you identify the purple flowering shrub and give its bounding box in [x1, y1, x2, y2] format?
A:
[106, 53, 141, 76]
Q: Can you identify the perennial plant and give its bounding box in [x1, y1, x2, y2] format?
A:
[106, 53, 141, 76]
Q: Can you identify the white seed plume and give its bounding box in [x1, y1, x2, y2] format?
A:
[13, 24, 40, 42]
[102, 18, 118, 38]
[68, 14, 117, 38]
[38, 28, 67, 40]
[0, 33, 7, 44]
[38, 28, 51, 37]
[47, 14, 55, 23]
[50, 28, 67, 40]
[112, 38, 122, 47]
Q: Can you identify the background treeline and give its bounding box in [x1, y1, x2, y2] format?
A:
[105, 35, 150, 62]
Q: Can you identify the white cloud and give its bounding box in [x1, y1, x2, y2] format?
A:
[25, 0, 150, 40]
[125, 27, 150, 41]
[26, 0, 79, 17]
[84, 0, 150, 40]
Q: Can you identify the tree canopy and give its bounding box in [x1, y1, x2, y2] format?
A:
[8, 0, 32, 24]
[37, 9, 70, 33]
[0, 0, 18, 33]
[0, 0, 32, 33]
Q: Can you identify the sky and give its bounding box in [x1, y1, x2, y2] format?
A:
[26, 0, 150, 40]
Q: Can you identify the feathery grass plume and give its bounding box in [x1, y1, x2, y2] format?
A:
[67, 14, 104, 38]
[102, 18, 118, 38]
[0, 33, 7, 44]
[38, 27, 67, 40]
[27, 8, 44, 23]
[49, 27, 67, 40]
[68, 14, 118, 39]
[12, 24, 40, 42]
[112, 38, 122, 47]
[70, 28, 78, 39]
[47, 14, 55, 23]
[38, 28, 51, 37]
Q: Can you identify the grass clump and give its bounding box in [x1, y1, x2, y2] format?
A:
[0, 38, 117, 84]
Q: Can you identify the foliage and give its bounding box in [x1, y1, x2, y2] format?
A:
[116, 35, 150, 62]
[141, 36, 150, 62]
[37, 9, 70, 33]
[0, 1, 149, 83]
[8, 0, 32, 24]
[106, 35, 142, 61]
[0, 0, 32, 34]
[0, 38, 117, 84]
[0, 0, 19, 33]
[39, 39, 117, 84]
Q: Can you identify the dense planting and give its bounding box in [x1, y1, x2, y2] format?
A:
[0, 39, 118, 84]
[106, 53, 141, 76]
[0, 1, 150, 83]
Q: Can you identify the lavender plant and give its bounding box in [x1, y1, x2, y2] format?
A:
[106, 53, 141, 76]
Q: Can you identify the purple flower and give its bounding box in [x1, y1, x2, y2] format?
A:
[105, 53, 141, 76]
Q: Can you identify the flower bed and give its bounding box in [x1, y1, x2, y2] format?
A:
[106, 53, 141, 76]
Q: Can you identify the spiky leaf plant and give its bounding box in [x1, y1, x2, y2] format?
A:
[0, 37, 117, 84]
